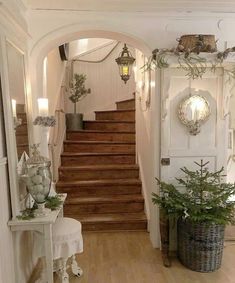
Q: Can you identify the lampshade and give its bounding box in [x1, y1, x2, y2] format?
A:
[115, 44, 135, 84]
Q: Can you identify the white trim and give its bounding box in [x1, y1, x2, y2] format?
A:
[137, 153, 150, 223]
[0, 34, 24, 218]
[14, 0, 27, 12]
[0, 157, 7, 166]
[0, 4, 30, 39]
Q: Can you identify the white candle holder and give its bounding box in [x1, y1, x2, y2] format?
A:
[178, 94, 210, 136]
[34, 203, 51, 217]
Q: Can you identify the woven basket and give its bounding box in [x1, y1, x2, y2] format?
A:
[177, 218, 225, 272]
[177, 34, 217, 53]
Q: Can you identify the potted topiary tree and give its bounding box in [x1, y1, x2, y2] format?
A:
[152, 160, 235, 272]
[66, 73, 91, 131]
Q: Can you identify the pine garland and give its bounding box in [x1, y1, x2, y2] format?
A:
[17, 194, 63, 220]
[143, 48, 235, 81]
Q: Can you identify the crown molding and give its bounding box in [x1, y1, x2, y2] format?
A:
[0, 2, 31, 39]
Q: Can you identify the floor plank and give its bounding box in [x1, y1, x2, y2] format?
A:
[54, 231, 235, 283]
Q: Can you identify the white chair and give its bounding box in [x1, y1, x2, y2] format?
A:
[52, 217, 83, 283]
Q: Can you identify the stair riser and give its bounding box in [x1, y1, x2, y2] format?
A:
[57, 185, 141, 197]
[17, 113, 27, 123]
[17, 146, 29, 156]
[64, 143, 135, 153]
[16, 124, 28, 134]
[61, 155, 136, 166]
[67, 132, 135, 142]
[116, 100, 135, 110]
[59, 169, 139, 181]
[16, 104, 25, 113]
[84, 122, 135, 132]
[64, 202, 144, 214]
[76, 221, 147, 231]
[95, 111, 135, 121]
[16, 134, 28, 144]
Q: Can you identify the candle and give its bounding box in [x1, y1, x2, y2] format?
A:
[122, 65, 129, 76]
[38, 98, 48, 117]
[11, 99, 17, 118]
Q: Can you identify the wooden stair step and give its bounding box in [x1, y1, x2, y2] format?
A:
[17, 144, 29, 156]
[63, 140, 135, 153]
[64, 194, 144, 214]
[95, 109, 135, 121]
[70, 213, 147, 231]
[116, 98, 135, 110]
[15, 122, 28, 134]
[17, 113, 27, 123]
[59, 164, 139, 181]
[16, 133, 28, 144]
[56, 178, 142, 196]
[16, 104, 25, 113]
[66, 130, 135, 142]
[61, 152, 136, 165]
[84, 120, 135, 132]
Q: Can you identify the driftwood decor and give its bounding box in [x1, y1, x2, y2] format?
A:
[176, 34, 217, 54]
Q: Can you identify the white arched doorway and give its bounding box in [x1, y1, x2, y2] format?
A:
[28, 26, 160, 248]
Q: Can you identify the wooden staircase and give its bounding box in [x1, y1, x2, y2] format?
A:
[15, 104, 29, 158]
[57, 98, 147, 231]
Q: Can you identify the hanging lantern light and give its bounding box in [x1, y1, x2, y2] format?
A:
[115, 44, 135, 84]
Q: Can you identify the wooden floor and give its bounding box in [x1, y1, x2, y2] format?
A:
[54, 231, 235, 283]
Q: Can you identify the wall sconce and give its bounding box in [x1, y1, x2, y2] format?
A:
[115, 44, 135, 84]
[178, 94, 210, 135]
[11, 99, 22, 129]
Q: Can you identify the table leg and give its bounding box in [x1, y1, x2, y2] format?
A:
[44, 224, 54, 283]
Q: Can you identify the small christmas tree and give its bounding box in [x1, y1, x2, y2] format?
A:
[69, 73, 91, 114]
[153, 160, 235, 225]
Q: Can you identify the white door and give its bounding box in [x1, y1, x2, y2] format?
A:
[160, 67, 228, 184]
[160, 67, 229, 250]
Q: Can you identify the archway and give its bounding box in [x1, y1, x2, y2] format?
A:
[28, 26, 160, 248]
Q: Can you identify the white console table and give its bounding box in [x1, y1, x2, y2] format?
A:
[8, 193, 67, 283]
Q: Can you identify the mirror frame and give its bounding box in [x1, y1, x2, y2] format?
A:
[0, 36, 29, 218]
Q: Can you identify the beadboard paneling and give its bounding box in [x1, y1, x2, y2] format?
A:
[65, 42, 135, 120]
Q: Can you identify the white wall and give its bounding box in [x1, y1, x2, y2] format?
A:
[65, 41, 135, 119]
[46, 48, 67, 115]
[135, 50, 160, 246]
[69, 38, 113, 59]
[0, 2, 38, 283]
[0, 96, 15, 283]
[26, 7, 235, 248]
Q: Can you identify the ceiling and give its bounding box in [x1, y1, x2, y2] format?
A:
[22, 0, 235, 14]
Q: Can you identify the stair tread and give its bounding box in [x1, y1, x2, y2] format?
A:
[95, 109, 135, 113]
[66, 194, 144, 204]
[116, 98, 135, 104]
[67, 130, 135, 133]
[15, 132, 28, 136]
[57, 178, 141, 187]
[59, 164, 139, 170]
[74, 212, 147, 223]
[62, 152, 136, 156]
[64, 140, 135, 144]
[84, 120, 135, 123]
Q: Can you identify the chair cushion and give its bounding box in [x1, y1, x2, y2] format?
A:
[52, 217, 83, 259]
